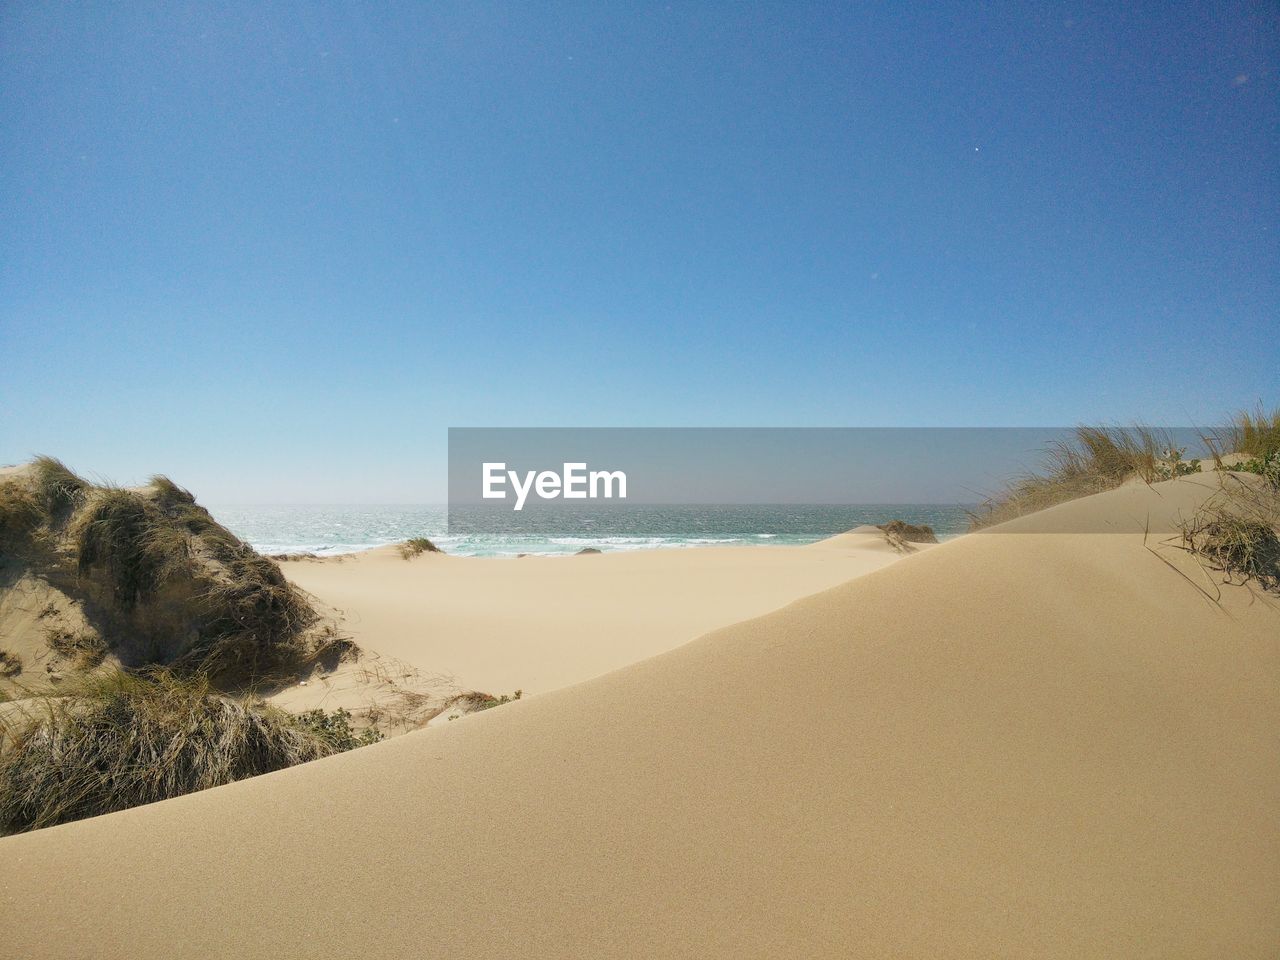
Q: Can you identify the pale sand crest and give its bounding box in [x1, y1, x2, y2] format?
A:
[1, 475, 1276, 957]
[274, 529, 911, 700]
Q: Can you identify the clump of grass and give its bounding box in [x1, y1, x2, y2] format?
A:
[0, 651, 22, 679]
[148, 474, 196, 504]
[0, 480, 42, 546]
[0, 670, 359, 835]
[177, 536, 318, 681]
[1180, 473, 1280, 592]
[45, 626, 108, 670]
[8, 465, 326, 684]
[1202, 406, 1280, 467]
[877, 520, 937, 550]
[71, 488, 172, 611]
[59, 480, 319, 682]
[446, 689, 522, 720]
[971, 425, 1198, 529]
[398, 537, 442, 559]
[1182, 511, 1280, 591]
[30, 456, 87, 520]
[1228, 406, 1280, 459]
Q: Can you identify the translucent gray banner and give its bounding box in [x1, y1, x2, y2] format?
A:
[448, 427, 1227, 538]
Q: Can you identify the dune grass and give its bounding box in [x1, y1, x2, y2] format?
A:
[446, 689, 523, 718]
[0, 651, 22, 679]
[970, 425, 1199, 529]
[177, 534, 321, 680]
[399, 537, 442, 559]
[1223, 406, 1280, 459]
[0, 479, 43, 545]
[1, 465, 326, 682]
[148, 474, 196, 505]
[1180, 472, 1280, 592]
[71, 487, 174, 611]
[1184, 513, 1280, 590]
[0, 462, 385, 833]
[45, 625, 109, 670]
[31, 456, 88, 520]
[877, 520, 938, 551]
[0, 669, 377, 835]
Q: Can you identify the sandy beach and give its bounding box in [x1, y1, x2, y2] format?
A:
[275, 528, 914, 698]
[2, 475, 1276, 957]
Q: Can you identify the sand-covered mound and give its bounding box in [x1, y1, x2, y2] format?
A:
[0, 459, 341, 684]
[1, 474, 1277, 957]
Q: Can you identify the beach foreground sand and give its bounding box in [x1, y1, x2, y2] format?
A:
[1, 476, 1276, 957]
[274, 528, 914, 700]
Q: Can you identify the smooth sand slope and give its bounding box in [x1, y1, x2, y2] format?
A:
[2, 476, 1277, 957]
[278, 531, 910, 695]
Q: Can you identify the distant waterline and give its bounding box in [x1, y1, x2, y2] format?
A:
[209, 504, 973, 558]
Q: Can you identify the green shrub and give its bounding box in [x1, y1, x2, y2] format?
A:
[1153, 449, 1200, 481]
[290, 707, 382, 750]
[1231, 450, 1280, 491]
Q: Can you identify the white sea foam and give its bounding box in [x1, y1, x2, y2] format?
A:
[210, 503, 971, 559]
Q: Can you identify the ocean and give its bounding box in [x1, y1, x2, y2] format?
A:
[208, 503, 974, 558]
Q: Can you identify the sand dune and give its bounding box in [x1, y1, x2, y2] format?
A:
[277, 531, 910, 696]
[2, 476, 1277, 957]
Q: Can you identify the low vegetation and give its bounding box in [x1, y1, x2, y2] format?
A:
[1183, 512, 1280, 591]
[31, 454, 89, 519]
[0, 480, 42, 542]
[1229, 450, 1280, 491]
[1, 459, 331, 682]
[445, 689, 523, 720]
[0, 459, 381, 833]
[398, 537, 442, 559]
[971, 424, 1204, 529]
[0, 651, 22, 680]
[1206, 406, 1280, 463]
[291, 706, 383, 750]
[877, 520, 937, 551]
[1180, 469, 1280, 593]
[45, 626, 108, 670]
[0, 670, 376, 835]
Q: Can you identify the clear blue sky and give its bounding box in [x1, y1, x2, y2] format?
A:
[2, 2, 1276, 502]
